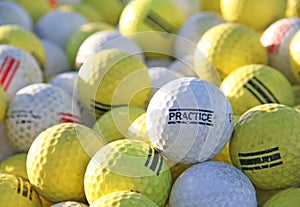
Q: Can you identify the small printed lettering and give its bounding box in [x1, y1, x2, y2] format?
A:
[168, 108, 214, 126]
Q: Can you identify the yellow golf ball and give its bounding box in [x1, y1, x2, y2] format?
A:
[93, 106, 145, 143]
[0, 85, 6, 123]
[292, 84, 300, 105]
[77, 49, 151, 118]
[90, 191, 158, 207]
[0, 173, 42, 207]
[84, 139, 172, 207]
[0, 24, 46, 68]
[220, 64, 295, 115]
[119, 0, 185, 58]
[84, 0, 129, 25]
[285, 0, 300, 17]
[0, 153, 27, 180]
[200, 0, 221, 13]
[230, 103, 300, 190]
[26, 123, 107, 203]
[290, 30, 300, 83]
[220, 0, 287, 31]
[194, 23, 268, 80]
[263, 188, 300, 207]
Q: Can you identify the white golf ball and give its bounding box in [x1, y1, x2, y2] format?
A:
[174, 12, 224, 59]
[0, 45, 43, 102]
[35, 10, 88, 49]
[75, 30, 144, 68]
[260, 17, 300, 84]
[169, 161, 257, 207]
[42, 39, 70, 78]
[146, 77, 233, 164]
[0, 2, 33, 30]
[5, 83, 81, 152]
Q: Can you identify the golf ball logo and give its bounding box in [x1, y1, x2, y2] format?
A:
[168, 108, 214, 126]
[238, 147, 283, 171]
[243, 76, 279, 104]
[59, 112, 80, 123]
[8, 110, 41, 124]
[144, 146, 163, 176]
[0, 55, 20, 91]
[144, 10, 175, 34]
[7, 110, 80, 124]
[15, 176, 34, 201]
[90, 99, 127, 117]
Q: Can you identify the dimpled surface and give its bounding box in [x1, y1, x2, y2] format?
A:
[174, 12, 225, 59]
[0, 25, 46, 68]
[194, 23, 268, 80]
[84, 139, 172, 207]
[290, 30, 300, 83]
[220, 0, 286, 31]
[77, 49, 151, 118]
[51, 201, 88, 207]
[169, 161, 257, 207]
[0, 153, 28, 180]
[230, 104, 300, 190]
[75, 30, 144, 68]
[93, 106, 145, 143]
[263, 188, 300, 207]
[0, 45, 43, 101]
[5, 83, 81, 152]
[285, 0, 300, 17]
[66, 22, 114, 68]
[260, 18, 300, 84]
[119, 0, 185, 57]
[220, 64, 295, 115]
[27, 123, 107, 203]
[146, 77, 233, 164]
[90, 191, 158, 207]
[0, 173, 42, 207]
